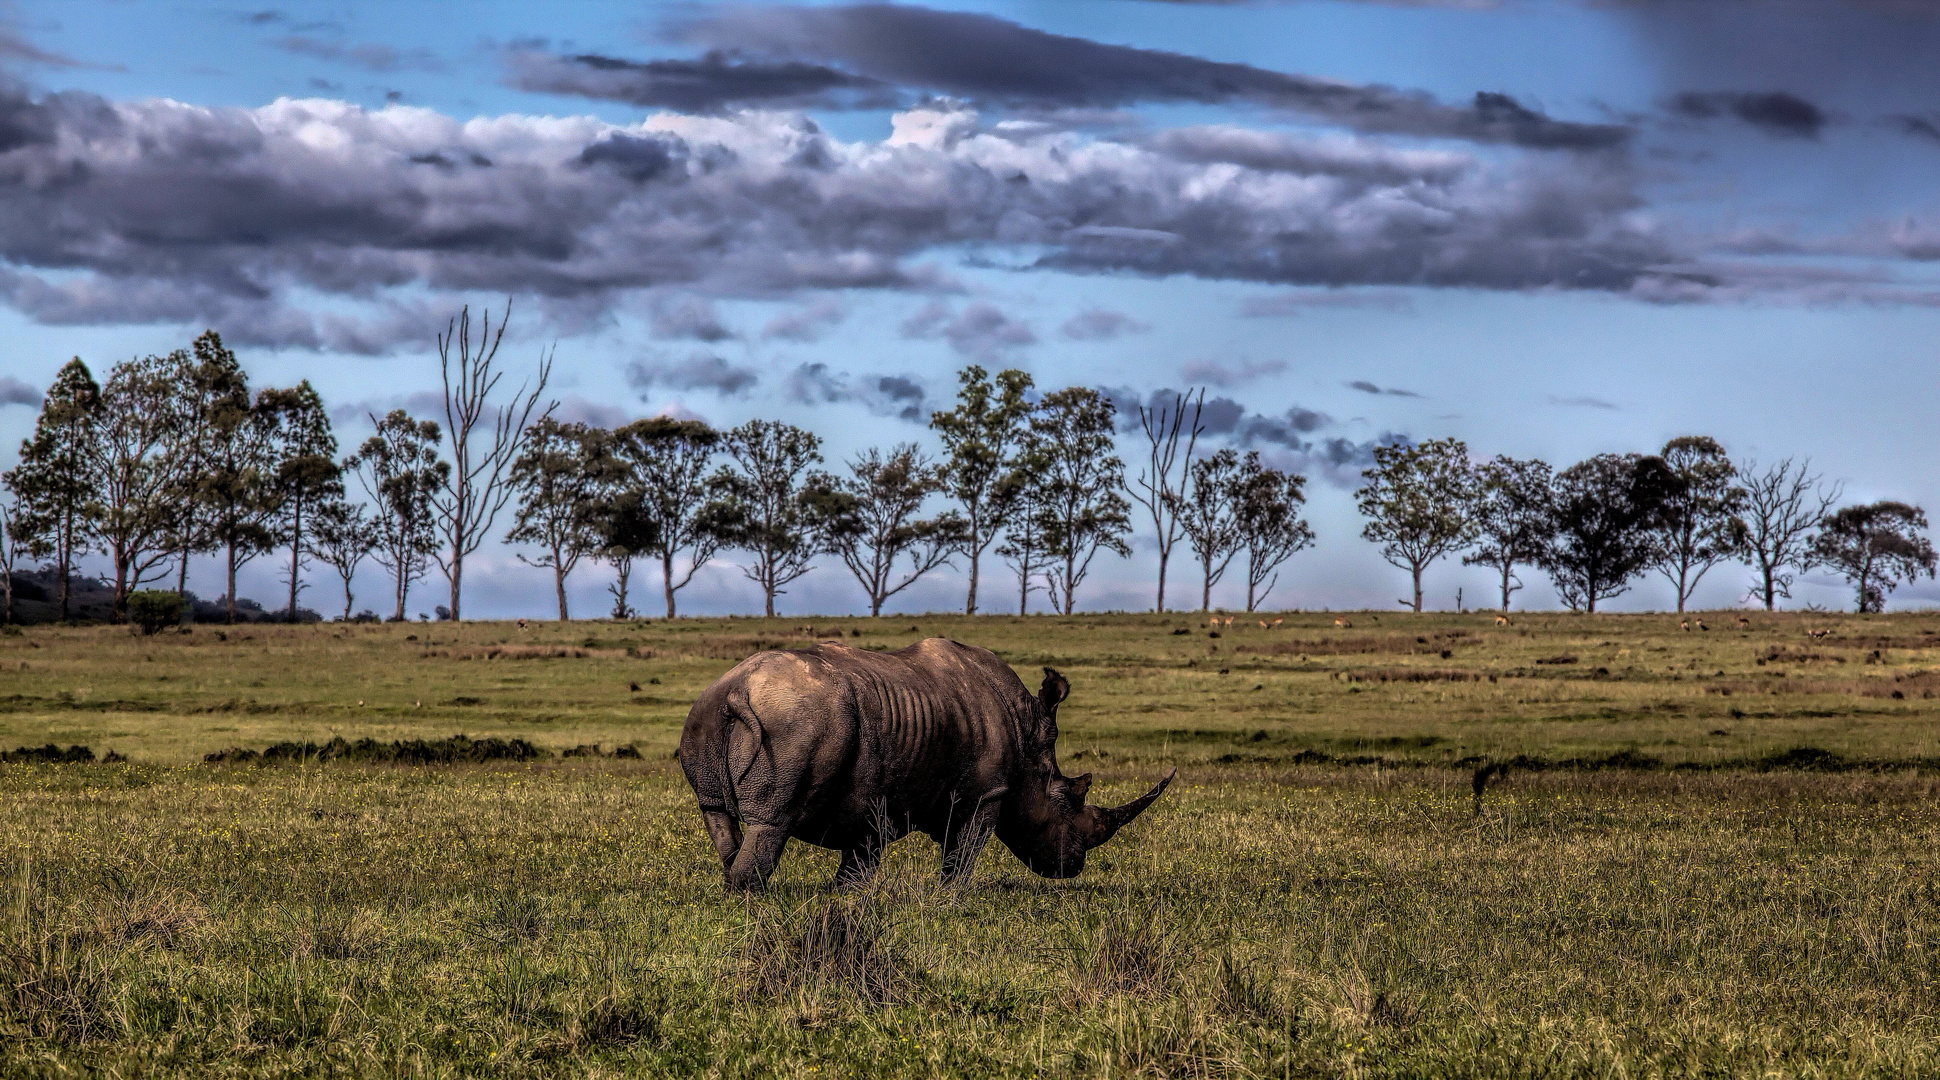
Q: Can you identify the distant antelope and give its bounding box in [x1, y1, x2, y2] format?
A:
[1494, 615, 1511, 627]
[1259, 619, 1270, 629]
[1809, 628, 1831, 641]
[1270, 618, 1284, 629]
[1680, 620, 1690, 632]
[1696, 619, 1709, 631]
[1224, 616, 1235, 628]
[1737, 617, 1751, 629]
[1334, 616, 1352, 628]
[516, 618, 529, 631]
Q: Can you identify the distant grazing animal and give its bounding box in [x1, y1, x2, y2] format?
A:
[1808, 628, 1831, 641]
[1680, 620, 1690, 632]
[678, 639, 1175, 891]
[1270, 618, 1284, 629]
[515, 618, 529, 631]
[1494, 615, 1511, 627]
[1334, 617, 1352, 628]
[1259, 620, 1270, 629]
[1738, 617, 1751, 629]
[1224, 616, 1235, 628]
[1696, 619, 1709, 631]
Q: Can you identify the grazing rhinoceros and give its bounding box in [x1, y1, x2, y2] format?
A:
[678, 637, 1175, 891]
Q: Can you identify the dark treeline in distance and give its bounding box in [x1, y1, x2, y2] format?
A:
[3, 321, 1933, 623]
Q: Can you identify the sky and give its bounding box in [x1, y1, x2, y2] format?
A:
[1, 0, 1937, 619]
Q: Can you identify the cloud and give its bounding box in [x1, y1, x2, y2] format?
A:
[1346, 379, 1424, 397]
[649, 293, 733, 341]
[1667, 91, 1827, 138]
[671, 5, 1630, 150]
[1060, 307, 1149, 340]
[273, 36, 444, 73]
[628, 352, 759, 395]
[902, 301, 1035, 360]
[762, 297, 847, 341]
[1180, 358, 1287, 386]
[504, 48, 888, 113]
[1548, 394, 1619, 410]
[785, 362, 926, 419]
[552, 395, 633, 428]
[0, 26, 118, 70]
[1890, 113, 1940, 143]
[1240, 290, 1414, 317]
[0, 375, 40, 407]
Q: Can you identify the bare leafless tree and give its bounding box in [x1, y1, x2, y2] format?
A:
[431, 301, 554, 621]
[1740, 457, 1842, 610]
[1129, 388, 1204, 613]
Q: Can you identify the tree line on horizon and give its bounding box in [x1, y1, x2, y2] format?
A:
[1, 316, 1932, 624]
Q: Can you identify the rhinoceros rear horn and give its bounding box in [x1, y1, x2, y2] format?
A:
[1081, 768, 1177, 849]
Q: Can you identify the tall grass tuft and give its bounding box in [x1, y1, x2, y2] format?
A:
[1061, 899, 1201, 1005]
[0, 861, 118, 1045]
[736, 893, 914, 1005]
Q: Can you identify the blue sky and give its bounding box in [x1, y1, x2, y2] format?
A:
[1, 0, 1937, 618]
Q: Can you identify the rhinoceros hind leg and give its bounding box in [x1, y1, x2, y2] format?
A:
[726, 823, 790, 892]
[700, 809, 743, 881]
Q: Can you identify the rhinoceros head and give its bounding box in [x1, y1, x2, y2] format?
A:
[997, 667, 1176, 878]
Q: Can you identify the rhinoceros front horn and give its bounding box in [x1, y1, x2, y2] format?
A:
[1081, 767, 1177, 849]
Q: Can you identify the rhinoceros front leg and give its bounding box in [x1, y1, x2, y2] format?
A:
[939, 786, 1007, 887]
[833, 843, 883, 890]
[726, 823, 791, 892]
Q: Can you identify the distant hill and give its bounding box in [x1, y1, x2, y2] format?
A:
[5, 568, 318, 625]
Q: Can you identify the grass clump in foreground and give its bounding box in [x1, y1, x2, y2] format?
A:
[5, 611, 1940, 1074]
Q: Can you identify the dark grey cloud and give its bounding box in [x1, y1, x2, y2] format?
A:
[669, 5, 1630, 150]
[0, 375, 40, 407]
[1667, 91, 1827, 138]
[649, 293, 733, 341]
[1549, 394, 1619, 410]
[628, 352, 759, 395]
[762, 297, 847, 342]
[1890, 113, 1940, 143]
[552, 395, 633, 428]
[273, 36, 443, 73]
[902, 301, 1035, 361]
[1060, 307, 1149, 340]
[785, 362, 926, 419]
[1180, 358, 1287, 386]
[505, 48, 888, 113]
[1147, 125, 1469, 185]
[1346, 379, 1423, 397]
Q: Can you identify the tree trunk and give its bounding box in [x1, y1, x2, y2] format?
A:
[226, 540, 238, 623]
[1018, 562, 1029, 616]
[1674, 564, 1688, 613]
[662, 551, 677, 619]
[448, 548, 463, 622]
[393, 568, 408, 622]
[966, 544, 979, 616]
[176, 550, 190, 595]
[340, 576, 353, 622]
[1500, 564, 1512, 612]
[1201, 561, 1212, 612]
[1155, 548, 1168, 614]
[554, 559, 569, 621]
[112, 550, 129, 621]
[1762, 565, 1776, 611]
[288, 500, 303, 620]
[1411, 564, 1423, 613]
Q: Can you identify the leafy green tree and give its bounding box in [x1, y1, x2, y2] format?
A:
[994, 441, 1050, 616]
[165, 333, 249, 593]
[187, 333, 291, 623]
[91, 352, 193, 619]
[712, 420, 827, 618]
[1463, 455, 1555, 612]
[506, 418, 612, 621]
[815, 443, 966, 617]
[1810, 501, 1938, 613]
[1128, 388, 1205, 613]
[1652, 436, 1747, 613]
[609, 418, 723, 619]
[1176, 448, 1243, 611]
[307, 497, 378, 623]
[591, 482, 658, 620]
[930, 366, 1035, 615]
[1540, 453, 1677, 613]
[1234, 453, 1314, 612]
[2, 359, 98, 620]
[1739, 457, 1842, 611]
[431, 302, 554, 622]
[350, 411, 447, 622]
[261, 381, 341, 620]
[1029, 387, 1130, 616]
[1356, 438, 1477, 613]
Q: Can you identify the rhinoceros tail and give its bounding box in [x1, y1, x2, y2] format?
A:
[679, 675, 772, 820]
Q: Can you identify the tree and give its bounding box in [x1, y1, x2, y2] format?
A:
[816, 443, 966, 617]
[3, 359, 98, 620]
[188, 334, 288, 623]
[506, 418, 612, 621]
[1030, 387, 1131, 616]
[163, 333, 251, 594]
[90, 352, 193, 619]
[610, 418, 723, 619]
[307, 497, 378, 622]
[1810, 502, 1937, 613]
[262, 381, 341, 621]
[1234, 453, 1314, 612]
[930, 366, 1035, 615]
[995, 443, 1050, 616]
[350, 411, 447, 622]
[1463, 455, 1554, 612]
[1356, 438, 1476, 613]
[0, 493, 18, 625]
[1540, 453, 1677, 613]
[1739, 457, 1842, 611]
[713, 420, 827, 617]
[1652, 436, 1747, 613]
[591, 481, 658, 620]
[1176, 449, 1243, 611]
[432, 302, 554, 621]
[1129, 388, 1205, 613]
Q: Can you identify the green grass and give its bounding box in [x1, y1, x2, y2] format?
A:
[4, 610, 1940, 1076]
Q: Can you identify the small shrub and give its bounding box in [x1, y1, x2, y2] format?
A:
[126, 590, 185, 635]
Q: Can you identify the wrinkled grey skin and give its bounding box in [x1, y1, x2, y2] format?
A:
[678, 637, 1175, 891]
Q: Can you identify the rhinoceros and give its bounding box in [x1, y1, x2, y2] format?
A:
[678, 637, 1175, 890]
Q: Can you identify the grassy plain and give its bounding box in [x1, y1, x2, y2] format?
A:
[5, 609, 1940, 1076]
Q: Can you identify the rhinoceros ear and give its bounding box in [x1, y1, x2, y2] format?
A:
[1038, 667, 1069, 716]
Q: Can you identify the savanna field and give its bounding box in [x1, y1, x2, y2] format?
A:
[6, 610, 1940, 1077]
